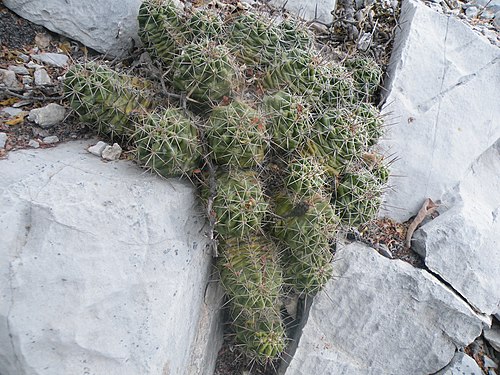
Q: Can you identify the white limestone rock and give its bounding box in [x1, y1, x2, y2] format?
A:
[8, 65, 29, 75]
[484, 326, 500, 352]
[379, 0, 500, 222]
[31, 53, 69, 68]
[413, 139, 500, 316]
[33, 68, 51, 85]
[435, 352, 485, 375]
[0, 69, 21, 89]
[0, 141, 221, 375]
[88, 141, 109, 157]
[2, 0, 180, 58]
[281, 243, 487, 375]
[42, 136, 59, 144]
[268, 0, 336, 23]
[101, 143, 122, 161]
[0, 133, 6, 149]
[28, 103, 66, 128]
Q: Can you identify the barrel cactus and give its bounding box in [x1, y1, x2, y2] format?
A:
[207, 100, 268, 168]
[227, 11, 281, 67]
[138, 0, 185, 67]
[172, 40, 238, 105]
[334, 169, 386, 226]
[64, 62, 155, 138]
[344, 56, 383, 100]
[184, 7, 225, 43]
[207, 170, 268, 239]
[218, 236, 286, 362]
[134, 107, 202, 177]
[284, 155, 328, 202]
[273, 194, 338, 294]
[263, 91, 314, 152]
[63, 1, 390, 365]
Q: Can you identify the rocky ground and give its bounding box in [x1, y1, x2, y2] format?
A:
[1, 0, 499, 374]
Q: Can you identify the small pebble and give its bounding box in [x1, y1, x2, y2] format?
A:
[0, 69, 21, 88]
[22, 76, 33, 85]
[8, 65, 29, 75]
[28, 103, 66, 128]
[31, 53, 69, 68]
[18, 53, 30, 62]
[26, 61, 43, 69]
[28, 140, 40, 148]
[102, 143, 122, 161]
[0, 133, 7, 149]
[1, 107, 23, 118]
[42, 136, 59, 144]
[466, 6, 479, 17]
[377, 244, 394, 259]
[480, 9, 496, 19]
[32, 127, 50, 138]
[483, 355, 498, 368]
[494, 12, 500, 28]
[88, 141, 109, 157]
[34, 68, 51, 85]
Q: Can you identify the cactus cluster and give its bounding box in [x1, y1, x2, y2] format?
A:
[64, 63, 156, 138]
[65, 0, 389, 365]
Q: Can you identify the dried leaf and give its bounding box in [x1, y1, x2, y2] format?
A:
[0, 98, 19, 106]
[5, 114, 26, 126]
[59, 41, 72, 54]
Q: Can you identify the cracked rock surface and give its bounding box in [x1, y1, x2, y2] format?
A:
[380, 0, 500, 222]
[413, 139, 500, 316]
[0, 141, 221, 375]
[281, 242, 488, 375]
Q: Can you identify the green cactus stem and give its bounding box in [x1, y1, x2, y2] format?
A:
[207, 100, 268, 168]
[133, 107, 202, 177]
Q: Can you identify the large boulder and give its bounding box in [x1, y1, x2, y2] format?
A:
[379, 0, 500, 222]
[0, 141, 221, 375]
[281, 243, 488, 375]
[413, 139, 500, 316]
[3, 0, 152, 57]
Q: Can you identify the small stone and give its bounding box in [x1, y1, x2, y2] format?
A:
[377, 244, 394, 259]
[26, 61, 43, 69]
[34, 68, 51, 85]
[480, 9, 496, 19]
[101, 143, 122, 161]
[8, 65, 29, 75]
[22, 76, 33, 85]
[484, 327, 500, 352]
[12, 100, 32, 108]
[494, 11, 500, 28]
[28, 103, 66, 128]
[42, 136, 59, 144]
[28, 140, 40, 148]
[0, 133, 7, 149]
[31, 53, 69, 68]
[483, 355, 497, 368]
[32, 128, 50, 138]
[1, 107, 23, 118]
[18, 53, 30, 62]
[87, 141, 109, 157]
[0, 69, 21, 88]
[466, 6, 479, 17]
